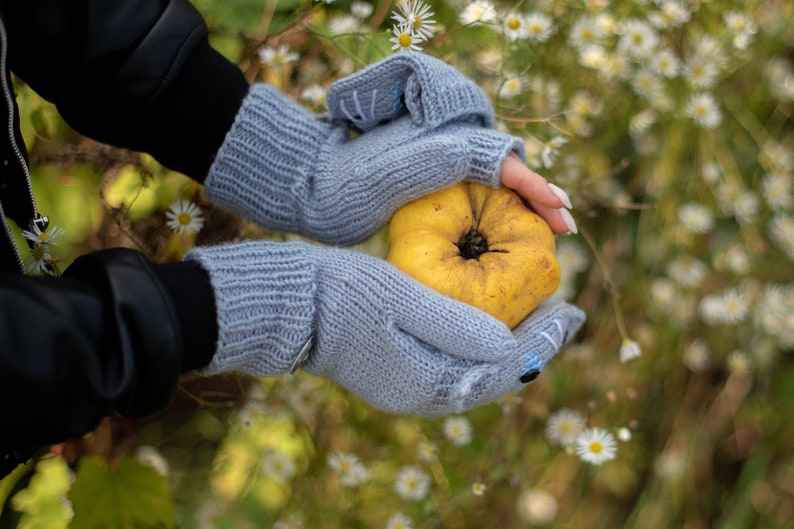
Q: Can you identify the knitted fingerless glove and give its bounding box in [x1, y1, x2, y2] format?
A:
[204, 53, 524, 246]
[187, 240, 585, 417]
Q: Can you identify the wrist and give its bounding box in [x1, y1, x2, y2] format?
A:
[185, 241, 317, 377]
[204, 84, 327, 234]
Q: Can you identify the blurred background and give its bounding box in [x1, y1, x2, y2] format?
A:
[1, 0, 793, 527]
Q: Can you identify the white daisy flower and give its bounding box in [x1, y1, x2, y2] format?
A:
[651, 48, 680, 78]
[26, 243, 52, 275]
[22, 223, 65, 247]
[261, 450, 297, 482]
[300, 84, 326, 106]
[390, 22, 426, 52]
[541, 136, 567, 168]
[416, 441, 438, 463]
[649, 0, 691, 29]
[686, 92, 722, 129]
[503, 12, 529, 41]
[666, 255, 708, 288]
[516, 489, 558, 525]
[724, 11, 757, 49]
[385, 512, 413, 529]
[546, 408, 585, 447]
[443, 415, 473, 446]
[649, 278, 678, 313]
[391, 0, 436, 40]
[257, 45, 299, 66]
[683, 339, 711, 371]
[471, 482, 487, 496]
[498, 76, 523, 99]
[761, 172, 792, 210]
[631, 69, 664, 100]
[328, 14, 360, 35]
[166, 199, 204, 235]
[328, 452, 370, 487]
[683, 56, 718, 89]
[458, 0, 498, 26]
[569, 16, 604, 49]
[578, 44, 608, 70]
[619, 19, 659, 58]
[350, 1, 373, 19]
[525, 12, 555, 43]
[678, 201, 714, 234]
[699, 288, 749, 325]
[394, 465, 431, 501]
[575, 427, 618, 465]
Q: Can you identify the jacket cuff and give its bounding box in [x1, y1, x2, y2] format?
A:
[144, 39, 249, 181]
[150, 261, 219, 372]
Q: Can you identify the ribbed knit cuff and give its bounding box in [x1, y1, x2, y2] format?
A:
[462, 127, 527, 185]
[204, 84, 326, 234]
[185, 241, 317, 377]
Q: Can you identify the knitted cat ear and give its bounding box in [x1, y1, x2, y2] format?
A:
[325, 52, 494, 131]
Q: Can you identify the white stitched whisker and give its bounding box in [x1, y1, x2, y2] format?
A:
[540, 331, 560, 349]
[339, 99, 357, 123]
[368, 89, 377, 121]
[352, 90, 367, 121]
[553, 319, 564, 337]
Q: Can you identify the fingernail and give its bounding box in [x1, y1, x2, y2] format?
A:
[559, 208, 578, 234]
[548, 183, 573, 209]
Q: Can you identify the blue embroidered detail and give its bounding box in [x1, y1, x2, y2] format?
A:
[389, 80, 405, 112]
[522, 353, 542, 375]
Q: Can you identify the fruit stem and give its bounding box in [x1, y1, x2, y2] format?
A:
[456, 226, 489, 260]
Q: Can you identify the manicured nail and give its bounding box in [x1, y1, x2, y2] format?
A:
[548, 183, 573, 209]
[559, 208, 578, 234]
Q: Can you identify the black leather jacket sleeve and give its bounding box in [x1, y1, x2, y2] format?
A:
[0, 0, 249, 181]
[0, 249, 217, 448]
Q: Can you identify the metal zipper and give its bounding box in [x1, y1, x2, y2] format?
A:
[0, 15, 47, 274]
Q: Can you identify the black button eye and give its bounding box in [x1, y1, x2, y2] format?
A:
[520, 370, 540, 384]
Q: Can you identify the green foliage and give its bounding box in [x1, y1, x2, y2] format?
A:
[10, 458, 72, 529]
[67, 456, 174, 529]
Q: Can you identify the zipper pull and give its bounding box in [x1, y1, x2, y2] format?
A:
[32, 213, 49, 234]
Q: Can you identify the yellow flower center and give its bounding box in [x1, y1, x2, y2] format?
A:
[507, 17, 521, 30]
[178, 212, 192, 226]
[38, 232, 50, 242]
[589, 441, 603, 454]
[32, 246, 46, 260]
[399, 33, 412, 47]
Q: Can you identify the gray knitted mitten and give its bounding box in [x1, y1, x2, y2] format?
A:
[187, 241, 585, 417]
[204, 53, 524, 246]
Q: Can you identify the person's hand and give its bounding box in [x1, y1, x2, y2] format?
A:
[500, 153, 578, 235]
[204, 52, 529, 246]
[187, 241, 585, 417]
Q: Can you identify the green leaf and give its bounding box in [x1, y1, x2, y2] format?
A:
[68, 456, 175, 529]
[11, 457, 73, 529]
